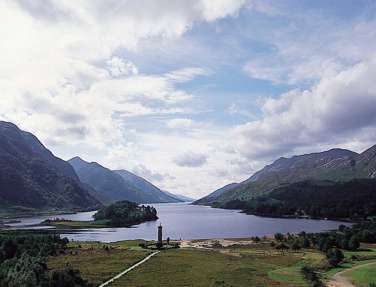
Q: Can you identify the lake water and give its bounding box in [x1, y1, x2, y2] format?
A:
[7, 203, 351, 242]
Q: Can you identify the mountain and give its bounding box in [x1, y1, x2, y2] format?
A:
[194, 183, 239, 205]
[0, 121, 100, 210]
[220, 179, 376, 220]
[114, 170, 182, 203]
[69, 157, 144, 204]
[162, 190, 195, 202]
[195, 146, 376, 207]
[69, 157, 182, 204]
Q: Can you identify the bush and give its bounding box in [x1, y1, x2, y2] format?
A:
[276, 243, 290, 250]
[291, 240, 302, 250]
[348, 235, 360, 250]
[49, 268, 92, 287]
[301, 265, 324, 287]
[326, 248, 344, 267]
[274, 233, 285, 242]
[0, 233, 88, 287]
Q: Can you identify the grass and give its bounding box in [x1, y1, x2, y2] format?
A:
[43, 219, 109, 229]
[47, 239, 376, 287]
[322, 244, 376, 280]
[344, 261, 376, 286]
[268, 251, 327, 287]
[0, 205, 76, 219]
[48, 240, 150, 286]
[111, 244, 318, 287]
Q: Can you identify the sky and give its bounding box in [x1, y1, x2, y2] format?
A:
[1, 0, 376, 199]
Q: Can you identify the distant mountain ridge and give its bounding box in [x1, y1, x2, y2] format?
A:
[0, 121, 100, 210]
[195, 145, 376, 206]
[69, 157, 182, 204]
[115, 169, 182, 203]
[162, 190, 195, 202]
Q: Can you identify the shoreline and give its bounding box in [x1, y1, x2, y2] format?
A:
[192, 202, 358, 223]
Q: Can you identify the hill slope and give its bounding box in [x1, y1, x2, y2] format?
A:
[114, 169, 182, 203]
[69, 157, 182, 204]
[195, 146, 376, 206]
[0, 121, 100, 210]
[222, 179, 376, 220]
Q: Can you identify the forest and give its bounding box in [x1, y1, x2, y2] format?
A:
[93, 200, 158, 227]
[220, 179, 376, 220]
[0, 232, 90, 287]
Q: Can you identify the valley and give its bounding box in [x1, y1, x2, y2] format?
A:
[1, 122, 376, 287]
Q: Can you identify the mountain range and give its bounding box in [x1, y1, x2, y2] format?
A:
[69, 157, 183, 204]
[195, 145, 376, 208]
[0, 121, 100, 211]
[0, 121, 186, 213]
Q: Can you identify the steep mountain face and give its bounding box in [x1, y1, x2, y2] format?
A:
[69, 157, 142, 204]
[0, 121, 100, 210]
[69, 157, 181, 204]
[195, 146, 376, 206]
[114, 170, 182, 203]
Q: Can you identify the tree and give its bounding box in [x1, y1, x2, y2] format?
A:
[2, 239, 17, 259]
[291, 240, 301, 250]
[348, 235, 360, 251]
[49, 267, 92, 287]
[326, 248, 344, 267]
[302, 237, 311, 248]
[274, 233, 284, 242]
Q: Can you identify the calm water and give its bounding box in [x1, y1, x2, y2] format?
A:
[7, 203, 351, 242]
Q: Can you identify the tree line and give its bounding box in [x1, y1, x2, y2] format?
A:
[93, 200, 158, 227]
[221, 179, 376, 220]
[0, 232, 91, 287]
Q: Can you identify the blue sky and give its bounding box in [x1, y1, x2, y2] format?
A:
[1, 0, 376, 198]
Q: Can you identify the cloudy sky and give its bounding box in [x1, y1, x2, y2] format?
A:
[1, 0, 376, 198]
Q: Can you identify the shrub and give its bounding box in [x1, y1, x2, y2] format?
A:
[326, 248, 344, 267]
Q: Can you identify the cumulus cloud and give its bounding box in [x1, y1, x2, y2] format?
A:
[2, 0, 376, 199]
[236, 56, 376, 160]
[132, 164, 175, 183]
[174, 152, 208, 167]
[107, 57, 138, 77]
[0, 0, 249, 198]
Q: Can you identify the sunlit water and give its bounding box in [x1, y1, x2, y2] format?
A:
[6, 203, 351, 243]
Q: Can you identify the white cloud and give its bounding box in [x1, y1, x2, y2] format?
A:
[167, 118, 194, 129]
[107, 57, 138, 77]
[174, 152, 208, 167]
[236, 55, 376, 160]
[0, 0, 248, 198]
[198, 0, 246, 21]
[2, 0, 376, 199]
[243, 10, 376, 85]
[132, 164, 175, 183]
[166, 67, 210, 83]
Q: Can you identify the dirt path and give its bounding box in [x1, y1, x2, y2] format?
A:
[326, 261, 376, 287]
[98, 251, 160, 287]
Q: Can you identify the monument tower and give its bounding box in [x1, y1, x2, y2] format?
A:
[157, 223, 163, 248]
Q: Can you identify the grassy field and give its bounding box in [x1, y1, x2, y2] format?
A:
[47, 240, 376, 287]
[42, 219, 109, 229]
[0, 205, 76, 219]
[322, 244, 376, 279]
[109, 242, 328, 287]
[48, 241, 151, 286]
[343, 261, 376, 286]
